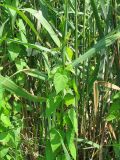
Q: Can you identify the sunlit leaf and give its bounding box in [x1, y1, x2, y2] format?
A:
[23, 8, 60, 47]
[0, 148, 9, 158]
[1, 114, 11, 127]
[71, 32, 120, 67]
[54, 72, 68, 94]
[68, 108, 78, 135]
[50, 128, 61, 152]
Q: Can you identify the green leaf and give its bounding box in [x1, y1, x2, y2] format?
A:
[0, 4, 41, 41]
[100, 0, 107, 19]
[0, 84, 4, 100]
[46, 95, 62, 117]
[0, 34, 7, 44]
[8, 39, 56, 55]
[90, 0, 103, 38]
[50, 128, 71, 160]
[64, 93, 75, 106]
[0, 20, 8, 38]
[66, 47, 74, 61]
[0, 75, 46, 102]
[54, 72, 68, 94]
[0, 132, 10, 143]
[113, 143, 120, 159]
[23, 69, 48, 81]
[8, 43, 20, 61]
[45, 140, 54, 160]
[6, 0, 18, 30]
[56, 155, 66, 160]
[77, 138, 100, 149]
[106, 101, 120, 121]
[66, 129, 76, 160]
[17, 18, 26, 35]
[1, 114, 11, 127]
[50, 128, 61, 152]
[68, 108, 78, 135]
[69, 0, 75, 10]
[106, 114, 116, 121]
[0, 148, 9, 158]
[15, 59, 27, 70]
[61, 140, 71, 160]
[23, 8, 60, 47]
[71, 32, 120, 67]
[113, 92, 120, 100]
[10, 68, 48, 81]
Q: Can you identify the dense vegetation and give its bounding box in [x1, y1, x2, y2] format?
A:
[0, 0, 120, 159]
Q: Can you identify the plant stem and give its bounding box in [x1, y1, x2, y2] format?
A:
[75, 0, 78, 159]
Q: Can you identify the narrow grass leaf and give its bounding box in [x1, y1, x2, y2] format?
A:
[23, 69, 48, 81]
[8, 39, 56, 55]
[90, 0, 103, 38]
[77, 138, 100, 149]
[0, 75, 46, 102]
[23, 8, 61, 47]
[71, 32, 120, 67]
[0, 4, 41, 41]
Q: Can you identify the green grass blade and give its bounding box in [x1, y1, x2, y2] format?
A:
[10, 69, 48, 81]
[71, 32, 120, 67]
[90, 0, 103, 38]
[0, 75, 46, 102]
[0, 4, 41, 41]
[8, 39, 57, 55]
[77, 138, 100, 149]
[23, 8, 60, 47]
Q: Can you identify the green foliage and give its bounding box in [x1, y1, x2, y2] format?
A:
[106, 93, 120, 121]
[0, 0, 120, 159]
[54, 70, 68, 94]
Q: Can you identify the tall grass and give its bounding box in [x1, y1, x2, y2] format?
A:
[0, 0, 120, 159]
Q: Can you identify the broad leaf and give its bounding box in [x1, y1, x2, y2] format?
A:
[50, 128, 61, 152]
[8, 43, 20, 61]
[66, 129, 76, 160]
[46, 95, 62, 117]
[54, 72, 68, 94]
[61, 140, 71, 160]
[1, 114, 11, 127]
[45, 140, 54, 160]
[64, 93, 75, 106]
[68, 108, 78, 135]
[0, 148, 9, 158]
[50, 128, 71, 160]
[0, 133, 11, 143]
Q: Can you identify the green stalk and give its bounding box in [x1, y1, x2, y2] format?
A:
[75, 0, 78, 159]
[81, 0, 86, 143]
[90, 0, 103, 38]
[62, 0, 68, 67]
